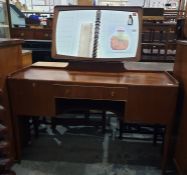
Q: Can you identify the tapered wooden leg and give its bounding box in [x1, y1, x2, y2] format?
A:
[102, 111, 106, 134]
[161, 125, 173, 175]
[119, 119, 123, 140]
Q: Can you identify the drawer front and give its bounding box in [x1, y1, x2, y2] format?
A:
[8, 80, 55, 116]
[11, 29, 34, 39]
[34, 30, 52, 40]
[53, 84, 128, 101]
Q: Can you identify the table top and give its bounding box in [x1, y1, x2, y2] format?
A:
[9, 65, 178, 87]
[0, 38, 23, 47]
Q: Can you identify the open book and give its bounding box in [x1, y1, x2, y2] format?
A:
[56, 10, 140, 59]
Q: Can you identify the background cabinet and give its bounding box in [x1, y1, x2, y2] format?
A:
[173, 41, 187, 175]
[0, 0, 10, 38]
[11, 28, 52, 40]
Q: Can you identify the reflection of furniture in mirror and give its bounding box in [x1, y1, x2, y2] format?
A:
[173, 40, 187, 175]
[0, 0, 10, 38]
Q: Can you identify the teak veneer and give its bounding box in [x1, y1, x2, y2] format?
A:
[6, 63, 178, 174]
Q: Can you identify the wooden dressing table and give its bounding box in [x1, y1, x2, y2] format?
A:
[7, 62, 178, 174]
[5, 6, 179, 175]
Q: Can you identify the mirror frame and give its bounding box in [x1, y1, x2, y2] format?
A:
[52, 5, 143, 62]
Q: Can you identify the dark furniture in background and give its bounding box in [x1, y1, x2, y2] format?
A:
[11, 28, 52, 40]
[141, 22, 177, 62]
[0, 38, 23, 159]
[22, 39, 53, 63]
[173, 40, 187, 175]
[0, 100, 15, 175]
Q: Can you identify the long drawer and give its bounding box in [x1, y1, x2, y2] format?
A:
[53, 84, 128, 101]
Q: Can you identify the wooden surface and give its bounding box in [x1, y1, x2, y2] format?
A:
[173, 40, 187, 175]
[21, 50, 32, 68]
[10, 67, 176, 86]
[0, 38, 23, 161]
[0, 38, 23, 47]
[0, 38, 23, 89]
[7, 64, 178, 174]
[11, 28, 52, 40]
[33, 61, 174, 72]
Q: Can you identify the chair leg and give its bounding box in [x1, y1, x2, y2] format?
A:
[102, 111, 106, 134]
[153, 125, 158, 145]
[119, 119, 123, 140]
[51, 118, 57, 132]
[32, 117, 39, 138]
[19, 117, 31, 146]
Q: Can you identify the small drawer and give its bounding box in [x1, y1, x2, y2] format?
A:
[53, 84, 128, 101]
[34, 30, 52, 40]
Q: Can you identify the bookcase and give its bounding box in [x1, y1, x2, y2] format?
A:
[173, 40, 187, 175]
[0, 38, 23, 175]
[0, 0, 10, 38]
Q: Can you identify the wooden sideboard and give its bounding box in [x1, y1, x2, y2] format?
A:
[21, 50, 32, 67]
[0, 38, 23, 159]
[10, 28, 52, 40]
[6, 62, 178, 174]
[173, 40, 187, 175]
[142, 22, 177, 62]
[0, 38, 23, 89]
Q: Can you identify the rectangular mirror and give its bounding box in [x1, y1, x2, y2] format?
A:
[52, 6, 142, 62]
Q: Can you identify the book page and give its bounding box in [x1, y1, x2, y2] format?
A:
[78, 23, 93, 57]
[56, 10, 96, 58]
[98, 10, 140, 58]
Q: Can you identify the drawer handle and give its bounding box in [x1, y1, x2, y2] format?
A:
[111, 91, 115, 97]
[32, 82, 36, 87]
[65, 89, 70, 95]
[44, 33, 49, 37]
[20, 33, 24, 36]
